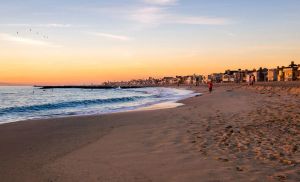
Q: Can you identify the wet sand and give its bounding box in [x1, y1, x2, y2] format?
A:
[0, 85, 299, 182]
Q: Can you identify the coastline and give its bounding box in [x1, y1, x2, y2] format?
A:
[0, 85, 299, 181]
[0, 87, 198, 125]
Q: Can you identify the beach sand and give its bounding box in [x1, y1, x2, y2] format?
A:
[0, 85, 299, 182]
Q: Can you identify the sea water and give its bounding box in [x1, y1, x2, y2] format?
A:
[0, 86, 197, 123]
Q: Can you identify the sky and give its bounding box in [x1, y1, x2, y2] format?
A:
[0, 0, 300, 85]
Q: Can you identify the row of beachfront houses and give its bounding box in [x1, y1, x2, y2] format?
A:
[103, 75, 203, 86]
[104, 61, 300, 86]
[208, 61, 300, 83]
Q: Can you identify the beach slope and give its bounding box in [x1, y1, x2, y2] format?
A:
[0, 86, 299, 181]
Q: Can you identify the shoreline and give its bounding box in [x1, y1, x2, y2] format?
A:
[0, 97, 193, 126]
[0, 87, 200, 125]
[0, 85, 299, 181]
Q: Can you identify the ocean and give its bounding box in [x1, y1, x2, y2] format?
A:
[0, 86, 197, 124]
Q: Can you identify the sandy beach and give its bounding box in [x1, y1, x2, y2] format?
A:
[0, 84, 299, 182]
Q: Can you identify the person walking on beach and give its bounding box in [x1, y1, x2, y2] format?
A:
[249, 75, 256, 86]
[250, 75, 255, 85]
[208, 81, 213, 93]
[248, 75, 252, 85]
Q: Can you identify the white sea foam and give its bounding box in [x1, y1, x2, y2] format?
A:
[0, 86, 198, 123]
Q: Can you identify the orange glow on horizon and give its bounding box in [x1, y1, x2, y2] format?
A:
[1, 50, 299, 85]
[1, 0, 300, 85]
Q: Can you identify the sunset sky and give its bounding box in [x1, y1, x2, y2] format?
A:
[0, 0, 300, 85]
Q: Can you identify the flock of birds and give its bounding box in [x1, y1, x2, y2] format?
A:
[16, 28, 49, 39]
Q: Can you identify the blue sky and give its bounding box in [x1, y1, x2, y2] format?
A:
[0, 0, 299, 84]
[1, 0, 299, 45]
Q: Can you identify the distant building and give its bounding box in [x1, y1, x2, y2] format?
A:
[297, 70, 300, 80]
[277, 66, 285, 81]
[283, 61, 299, 81]
[222, 70, 237, 82]
[204, 74, 213, 83]
[211, 73, 223, 83]
[185, 76, 194, 85]
[253, 68, 268, 82]
[174, 76, 191, 85]
[268, 69, 278, 81]
[162, 77, 173, 85]
[233, 69, 245, 83]
[194, 75, 203, 86]
[244, 70, 254, 83]
[283, 67, 294, 81]
[103, 60, 300, 87]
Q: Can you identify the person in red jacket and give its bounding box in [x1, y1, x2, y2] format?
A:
[208, 81, 213, 93]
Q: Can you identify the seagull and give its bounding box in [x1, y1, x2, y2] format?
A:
[16, 32, 19, 35]
[29, 28, 32, 32]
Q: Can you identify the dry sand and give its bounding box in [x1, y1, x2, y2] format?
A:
[0, 84, 299, 182]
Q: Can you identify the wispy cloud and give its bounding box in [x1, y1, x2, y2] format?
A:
[39, 24, 72, 28]
[131, 7, 167, 24]
[65, 1, 232, 27]
[130, 7, 232, 25]
[0, 23, 72, 28]
[249, 45, 299, 50]
[143, 0, 178, 6]
[89, 32, 131, 41]
[170, 16, 232, 25]
[128, 0, 233, 26]
[0, 33, 62, 47]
